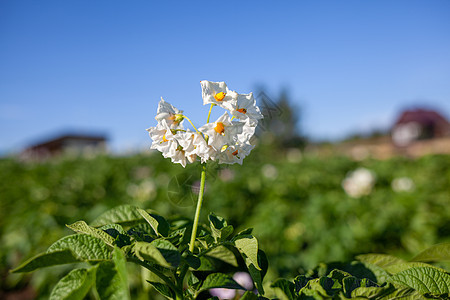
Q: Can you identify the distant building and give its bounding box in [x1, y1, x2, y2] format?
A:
[21, 133, 107, 160]
[391, 109, 450, 147]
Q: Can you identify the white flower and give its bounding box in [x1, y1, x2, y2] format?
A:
[147, 119, 176, 154]
[342, 167, 376, 198]
[391, 177, 415, 192]
[217, 143, 254, 165]
[198, 112, 244, 151]
[147, 80, 262, 166]
[200, 80, 237, 110]
[230, 92, 263, 125]
[155, 98, 184, 129]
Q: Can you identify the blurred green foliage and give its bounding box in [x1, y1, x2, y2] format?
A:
[1, 148, 449, 298]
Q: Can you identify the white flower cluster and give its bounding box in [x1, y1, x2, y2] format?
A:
[341, 167, 376, 198]
[146, 81, 263, 167]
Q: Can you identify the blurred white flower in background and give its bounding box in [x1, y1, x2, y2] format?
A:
[126, 179, 156, 202]
[286, 148, 302, 163]
[261, 164, 278, 180]
[391, 177, 415, 192]
[219, 168, 235, 182]
[209, 272, 253, 299]
[342, 167, 376, 198]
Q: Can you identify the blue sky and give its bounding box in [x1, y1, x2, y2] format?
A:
[1, 1, 450, 154]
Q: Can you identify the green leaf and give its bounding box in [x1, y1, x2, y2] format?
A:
[294, 275, 312, 293]
[356, 254, 406, 269]
[13, 234, 111, 273]
[208, 213, 233, 242]
[301, 277, 337, 297]
[49, 268, 95, 300]
[11, 249, 79, 273]
[350, 283, 395, 299]
[147, 281, 175, 299]
[385, 262, 448, 275]
[184, 252, 201, 269]
[240, 291, 259, 300]
[137, 208, 170, 237]
[205, 245, 238, 267]
[47, 234, 110, 261]
[388, 266, 450, 295]
[377, 287, 427, 299]
[91, 205, 145, 227]
[112, 247, 129, 295]
[234, 235, 261, 270]
[411, 242, 450, 263]
[271, 278, 295, 300]
[134, 241, 171, 268]
[342, 276, 378, 298]
[99, 224, 127, 235]
[199, 273, 245, 292]
[67, 221, 115, 247]
[95, 249, 130, 300]
[240, 249, 268, 296]
[151, 239, 180, 267]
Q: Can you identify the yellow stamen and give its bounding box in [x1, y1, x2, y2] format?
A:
[214, 122, 225, 134]
[162, 134, 168, 142]
[237, 108, 247, 114]
[214, 92, 226, 102]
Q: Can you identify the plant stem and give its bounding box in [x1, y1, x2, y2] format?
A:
[183, 116, 200, 134]
[189, 163, 207, 253]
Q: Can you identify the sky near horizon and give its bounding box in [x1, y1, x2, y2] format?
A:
[1, 1, 450, 154]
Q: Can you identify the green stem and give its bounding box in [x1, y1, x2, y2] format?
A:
[183, 116, 200, 134]
[207, 103, 214, 123]
[189, 163, 207, 253]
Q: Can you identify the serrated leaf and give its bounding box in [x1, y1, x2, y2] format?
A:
[356, 254, 406, 269]
[95, 249, 130, 300]
[47, 234, 110, 261]
[234, 235, 261, 270]
[134, 241, 170, 268]
[91, 205, 145, 227]
[205, 245, 238, 267]
[50, 268, 95, 300]
[151, 239, 180, 267]
[411, 242, 450, 263]
[388, 266, 450, 295]
[67, 221, 115, 247]
[137, 208, 170, 237]
[199, 273, 245, 292]
[271, 278, 295, 300]
[147, 281, 175, 299]
[11, 249, 79, 273]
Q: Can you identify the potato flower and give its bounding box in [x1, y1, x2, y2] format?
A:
[200, 80, 237, 111]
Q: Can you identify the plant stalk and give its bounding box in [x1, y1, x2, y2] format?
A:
[189, 163, 207, 252]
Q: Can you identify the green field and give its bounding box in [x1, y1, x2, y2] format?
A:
[1, 148, 449, 298]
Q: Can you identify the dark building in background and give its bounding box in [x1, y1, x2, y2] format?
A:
[21, 133, 107, 160]
[391, 109, 450, 147]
